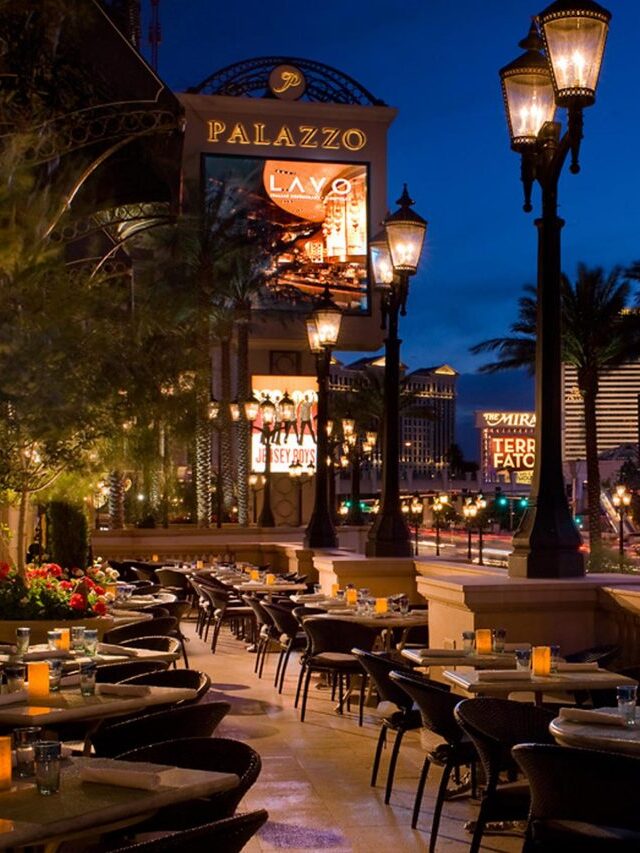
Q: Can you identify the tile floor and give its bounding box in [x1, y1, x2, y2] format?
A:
[186, 622, 523, 852]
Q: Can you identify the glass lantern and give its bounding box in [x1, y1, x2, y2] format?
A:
[384, 186, 427, 275]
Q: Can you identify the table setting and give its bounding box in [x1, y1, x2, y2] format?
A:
[550, 689, 640, 755]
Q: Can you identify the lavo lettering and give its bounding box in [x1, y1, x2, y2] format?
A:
[207, 120, 367, 152]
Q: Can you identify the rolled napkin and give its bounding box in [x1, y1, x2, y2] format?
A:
[97, 684, 151, 698]
[0, 690, 28, 706]
[558, 706, 629, 727]
[61, 673, 81, 687]
[477, 670, 531, 682]
[21, 649, 71, 661]
[129, 595, 156, 603]
[97, 642, 139, 658]
[555, 662, 600, 672]
[79, 763, 180, 790]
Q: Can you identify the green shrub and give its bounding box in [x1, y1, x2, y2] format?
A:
[46, 501, 88, 569]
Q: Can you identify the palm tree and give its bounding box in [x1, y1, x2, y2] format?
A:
[470, 265, 640, 550]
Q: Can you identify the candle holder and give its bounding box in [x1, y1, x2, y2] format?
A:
[476, 628, 493, 655]
[532, 646, 551, 677]
[27, 662, 50, 700]
[375, 598, 388, 615]
[0, 737, 11, 791]
[346, 588, 358, 606]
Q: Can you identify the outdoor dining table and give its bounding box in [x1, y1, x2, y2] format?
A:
[0, 756, 238, 850]
[442, 666, 638, 706]
[0, 643, 179, 669]
[309, 610, 426, 652]
[234, 582, 308, 595]
[401, 648, 518, 668]
[0, 684, 198, 728]
[550, 708, 640, 756]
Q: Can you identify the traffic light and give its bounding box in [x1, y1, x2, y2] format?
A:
[497, 496, 508, 508]
[519, 497, 528, 509]
[575, 515, 583, 528]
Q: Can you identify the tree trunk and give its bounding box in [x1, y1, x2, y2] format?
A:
[220, 335, 234, 511]
[16, 484, 29, 574]
[236, 315, 250, 526]
[108, 470, 125, 530]
[582, 380, 602, 551]
[195, 406, 212, 527]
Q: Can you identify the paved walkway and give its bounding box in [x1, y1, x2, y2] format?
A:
[186, 622, 522, 852]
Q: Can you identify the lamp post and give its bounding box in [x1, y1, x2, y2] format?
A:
[304, 287, 343, 548]
[463, 502, 477, 562]
[289, 461, 315, 527]
[463, 496, 487, 564]
[244, 394, 277, 527]
[432, 493, 449, 557]
[366, 187, 428, 557]
[612, 484, 632, 562]
[500, 2, 610, 578]
[341, 419, 377, 527]
[402, 493, 424, 557]
[248, 472, 265, 525]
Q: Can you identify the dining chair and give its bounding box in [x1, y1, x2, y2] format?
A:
[103, 617, 177, 646]
[106, 809, 269, 852]
[124, 636, 181, 666]
[117, 737, 262, 825]
[208, 588, 255, 652]
[513, 743, 640, 851]
[155, 568, 191, 599]
[295, 617, 378, 722]
[121, 668, 211, 701]
[454, 697, 556, 853]
[242, 595, 278, 678]
[156, 599, 192, 666]
[90, 701, 231, 757]
[390, 670, 477, 847]
[351, 651, 422, 799]
[261, 601, 307, 694]
[95, 660, 169, 683]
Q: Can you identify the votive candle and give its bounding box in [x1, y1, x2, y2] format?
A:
[346, 588, 358, 606]
[475, 629, 493, 655]
[54, 628, 70, 651]
[27, 662, 50, 699]
[196, 560, 204, 570]
[0, 738, 11, 791]
[331, 583, 339, 597]
[374, 597, 388, 615]
[151, 554, 159, 563]
[532, 646, 551, 677]
[265, 573, 276, 585]
[250, 569, 260, 582]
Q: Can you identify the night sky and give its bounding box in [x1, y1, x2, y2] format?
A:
[145, 0, 639, 457]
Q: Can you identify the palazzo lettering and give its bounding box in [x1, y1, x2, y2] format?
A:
[207, 120, 367, 152]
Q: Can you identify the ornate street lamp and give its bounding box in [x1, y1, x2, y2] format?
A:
[612, 484, 632, 563]
[207, 396, 225, 530]
[248, 471, 265, 525]
[366, 189, 427, 557]
[304, 288, 343, 548]
[289, 461, 314, 527]
[340, 421, 376, 527]
[463, 496, 487, 565]
[432, 493, 449, 557]
[402, 493, 424, 557]
[499, 1, 610, 578]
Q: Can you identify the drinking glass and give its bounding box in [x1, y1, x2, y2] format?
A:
[15, 627, 30, 656]
[550, 644, 561, 673]
[71, 626, 85, 652]
[13, 726, 42, 778]
[48, 660, 62, 692]
[5, 664, 26, 693]
[34, 741, 61, 795]
[80, 661, 97, 696]
[83, 629, 98, 657]
[462, 631, 476, 653]
[515, 648, 531, 671]
[492, 628, 507, 653]
[398, 597, 410, 615]
[313, 584, 322, 595]
[617, 685, 637, 727]
[47, 630, 62, 651]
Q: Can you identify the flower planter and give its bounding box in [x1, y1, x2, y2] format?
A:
[0, 616, 114, 646]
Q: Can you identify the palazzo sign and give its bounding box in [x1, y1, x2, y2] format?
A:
[476, 411, 536, 484]
[206, 120, 368, 153]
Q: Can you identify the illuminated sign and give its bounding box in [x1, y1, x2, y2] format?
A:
[476, 411, 536, 483]
[476, 412, 536, 428]
[268, 64, 307, 101]
[251, 375, 318, 473]
[206, 120, 367, 152]
[490, 436, 535, 471]
[205, 156, 368, 311]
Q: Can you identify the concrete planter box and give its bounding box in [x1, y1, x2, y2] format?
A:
[0, 616, 114, 645]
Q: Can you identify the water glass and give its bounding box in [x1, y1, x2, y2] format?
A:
[34, 741, 61, 795]
[398, 597, 410, 615]
[492, 628, 507, 653]
[83, 629, 98, 657]
[462, 631, 475, 652]
[15, 627, 30, 656]
[515, 648, 531, 671]
[617, 685, 637, 727]
[5, 664, 26, 693]
[47, 630, 62, 651]
[80, 661, 97, 696]
[313, 584, 322, 595]
[550, 644, 561, 673]
[71, 626, 85, 652]
[13, 726, 42, 778]
[48, 660, 62, 692]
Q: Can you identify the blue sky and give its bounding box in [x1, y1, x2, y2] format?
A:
[146, 0, 640, 456]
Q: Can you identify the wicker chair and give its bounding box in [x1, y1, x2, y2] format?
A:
[513, 743, 640, 851]
[116, 738, 262, 828]
[155, 568, 191, 599]
[351, 651, 422, 801]
[242, 595, 278, 678]
[124, 636, 181, 662]
[390, 670, 477, 846]
[121, 668, 211, 701]
[208, 588, 255, 652]
[90, 701, 231, 758]
[454, 697, 556, 853]
[106, 810, 269, 852]
[95, 660, 169, 683]
[102, 617, 177, 646]
[262, 602, 307, 694]
[295, 617, 378, 722]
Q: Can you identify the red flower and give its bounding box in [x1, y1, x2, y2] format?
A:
[45, 564, 63, 577]
[94, 585, 105, 596]
[59, 580, 73, 590]
[0, 562, 11, 580]
[69, 593, 85, 611]
[93, 600, 107, 616]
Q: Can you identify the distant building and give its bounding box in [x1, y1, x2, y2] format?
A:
[562, 362, 640, 461]
[330, 357, 458, 478]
